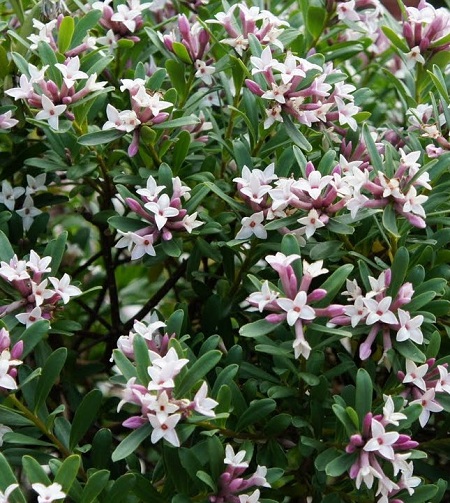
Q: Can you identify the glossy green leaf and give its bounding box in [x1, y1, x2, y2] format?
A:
[78, 129, 126, 146]
[58, 16, 75, 53]
[0, 231, 14, 261]
[355, 369, 372, 425]
[111, 423, 152, 462]
[54, 455, 81, 494]
[22, 455, 52, 485]
[34, 348, 67, 412]
[239, 319, 280, 338]
[80, 470, 110, 503]
[325, 452, 356, 477]
[387, 247, 409, 297]
[0, 453, 26, 503]
[69, 390, 102, 450]
[306, 6, 326, 39]
[235, 398, 276, 431]
[176, 350, 221, 397]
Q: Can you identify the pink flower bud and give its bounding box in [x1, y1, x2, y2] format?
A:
[245, 79, 264, 96]
[11, 341, 23, 360]
[305, 162, 315, 177]
[0, 329, 10, 352]
[178, 14, 191, 41]
[307, 289, 327, 302]
[125, 197, 143, 213]
[122, 415, 146, 429]
[265, 313, 286, 323]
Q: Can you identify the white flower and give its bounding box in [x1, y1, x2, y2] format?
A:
[26, 174, 47, 195]
[148, 412, 181, 447]
[0, 359, 17, 390]
[363, 418, 399, 460]
[335, 96, 359, 131]
[5, 74, 33, 100]
[224, 445, 248, 468]
[294, 171, 332, 200]
[116, 232, 156, 260]
[193, 382, 218, 417]
[396, 309, 424, 344]
[297, 209, 326, 238]
[16, 195, 41, 231]
[399, 461, 421, 495]
[344, 296, 368, 327]
[435, 365, 450, 394]
[181, 212, 203, 233]
[16, 306, 44, 328]
[111, 4, 141, 32]
[277, 291, 316, 326]
[32, 482, 66, 502]
[0, 483, 19, 503]
[363, 296, 397, 326]
[136, 176, 165, 201]
[48, 274, 82, 304]
[194, 60, 215, 85]
[103, 104, 140, 132]
[236, 212, 267, 240]
[0, 180, 25, 211]
[402, 360, 429, 391]
[248, 281, 279, 312]
[410, 388, 443, 427]
[0, 111, 18, 129]
[54, 56, 88, 88]
[144, 194, 179, 230]
[35, 96, 67, 130]
[148, 390, 179, 415]
[239, 489, 260, 503]
[382, 395, 407, 426]
[27, 250, 52, 274]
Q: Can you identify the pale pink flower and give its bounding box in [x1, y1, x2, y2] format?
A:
[363, 419, 399, 460]
[410, 388, 443, 427]
[193, 382, 218, 417]
[277, 291, 316, 326]
[48, 274, 81, 304]
[35, 96, 67, 130]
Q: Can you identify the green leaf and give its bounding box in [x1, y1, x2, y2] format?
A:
[78, 129, 126, 146]
[0, 453, 26, 503]
[58, 16, 75, 53]
[196, 470, 216, 491]
[332, 404, 358, 436]
[400, 485, 438, 503]
[161, 238, 182, 258]
[204, 182, 247, 212]
[54, 455, 81, 494]
[152, 115, 199, 130]
[133, 334, 151, 387]
[80, 470, 110, 503]
[113, 350, 137, 381]
[91, 429, 112, 469]
[147, 68, 167, 91]
[69, 390, 102, 450]
[394, 340, 426, 363]
[315, 264, 354, 308]
[382, 204, 400, 237]
[172, 130, 191, 172]
[0, 406, 33, 427]
[111, 423, 152, 462]
[34, 348, 67, 412]
[362, 123, 383, 172]
[235, 398, 276, 431]
[71, 10, 102, 48]
[0, 231, 14, 261]
[43, 231, 67, 275]
[166, 309, 185, 337]
[355, 369, 372, 426]
[107, 474, 136, 503]
[22, 455, 52, 485]
[2, 432, 52, 447]
[176, 350, 222, 397]
[282, 114, 312, 151]
[108, 216, 144, 233]
[306, 6, 326, 39]
[172, 42, 192, 64]
[381, 26, 410, 53]
[315, 447, 342, 472]
[325, 453, 356, 477]
[18, 320, 49, 357]
[239, 319, 280, 338]
[166, 60, 186, 102]
[38, 42, 61, 86]
[387, 247, 409, 297]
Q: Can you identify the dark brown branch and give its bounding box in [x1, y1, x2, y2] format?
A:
[122, 259, 188, 333]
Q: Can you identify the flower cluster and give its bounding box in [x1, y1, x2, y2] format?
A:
[246, 254, 344, 359]
[102, 79, 172, 156]
[5, 58, 107, 130]
[398, 358, 450, 427]
[115, 319, 218, 447]
[92, 0, 151, 43]
[245, 47, 359, 131]
[334, 0, 387, 56]
[162, 14, 215, 85]
[208, 3, 289, 55]
[402, 1, 450, 57]
[0, 175, 48, 232]
[0, 328, 23, 391]
[346, 399, 420, 502]
[209, 445, 270, 503]
[116, 174, 203, 259]
[116, 316, 170, 359]
[329, 269, 424, 363]
[0, 251, 81, 327]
